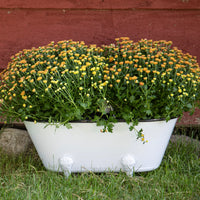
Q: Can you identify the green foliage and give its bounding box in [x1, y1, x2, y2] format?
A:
[0, 37, 199, 138]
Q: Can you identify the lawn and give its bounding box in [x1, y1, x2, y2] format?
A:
[0, 132, 199, 200]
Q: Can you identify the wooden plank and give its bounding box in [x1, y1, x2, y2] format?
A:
[176, 108, 200, 126]
[0, 0, 199, 10]
[0, 9, 200, 69]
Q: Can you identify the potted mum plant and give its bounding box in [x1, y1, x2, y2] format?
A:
[0, 37, 199, 177]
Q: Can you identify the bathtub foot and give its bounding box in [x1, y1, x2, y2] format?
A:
[59, 156, 73, 178]
[121, 154, 135, 176]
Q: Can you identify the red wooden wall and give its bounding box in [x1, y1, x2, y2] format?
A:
[0, 0, 199, 126]
[0, 0, 200, 70]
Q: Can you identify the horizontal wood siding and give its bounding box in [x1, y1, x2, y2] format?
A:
[0, 0, 199, 69]
[0, 0, 199, 9]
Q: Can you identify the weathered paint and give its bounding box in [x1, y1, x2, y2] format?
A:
[176, 108, 200, 126]
[0, 9, 200, 69]
[0, 0, 199, 9]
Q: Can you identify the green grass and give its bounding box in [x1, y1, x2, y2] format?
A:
[0, 134, 200, 200]
[174, 126, 200, 138]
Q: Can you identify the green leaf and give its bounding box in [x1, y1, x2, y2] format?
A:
[154, 115, 161, 119]
[129, 96, 135, 103]
[80, 102, 88, 109]
[74, 108, 82, 120]
[145, 110, 152, 115]
[166, 116, 170, 121]
[79, 101, 92, 109]
[129, 125, 134, 131]
[64, 123, 72, 129]
[93, 115, 100, 122]
[107, 123, 114, 132]
[186, 103, 193, 109]
[122, 112, 131, 122]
